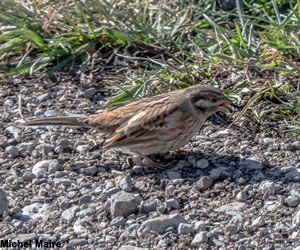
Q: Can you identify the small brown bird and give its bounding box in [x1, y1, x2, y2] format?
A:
[24, 85, 231, 166]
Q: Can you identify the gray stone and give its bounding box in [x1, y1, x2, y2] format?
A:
[22, 171, 36, 182]
[61, 206, 78, 221]
[252, 216, 265, 227]
[272, 233, 283, 241]
[119, 246, 149, 250]
[285, 170, 300, 180]
[239, 158, 263, 170]
[293, 210, 300, 228]
[57, 197, 71, 210]
[71, 161, 89, 171]
[0, 136, 9, 148]
[196, 159, 209, 169]
[236, 191, 248, 201]
[167, 171, 181, 180]
[225, 224, 238, 235]
[196, 176, 213, 191]
[81, 166, 98, 176]
[32, 160, 60, 177]
[44, 110, 57, 117]
[117, 175, 133, 192]
[262, 138, 273, 145]
[5, 126, 21, 140]
[78, 195, 92, 205]
[105, 235, 117, 243]
[178, 223, 194, 234]
[69, 239, 88, 247]
[37, 93, 50, 102]
[84, 88, 97, 99]
[35, 143, 54, 154]
[111, 216, 125, 227]
[16, 233, 37, 242]
[18, 143, 34, 154]
[110, 191, 139, 218]
[0, 188, 9, 214]
[137, 214, 187, 237]
[192, 231, 208, 246]
[73, 220, 88, 234]
[259, 181, 279, 195]
[5, 145, 19, 157]
[210, 167, 226, 180]
[286, 195, 299, 207]
[166, 198, 179, 210]
[54, 178, 72, 188]
[165, 185, 176, 196]
[194, 221, 207, 232]
[141, 199, 159, 214]
[76, 144, 90, 154]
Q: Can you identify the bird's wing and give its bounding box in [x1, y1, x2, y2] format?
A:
[102, 94, 187, 149]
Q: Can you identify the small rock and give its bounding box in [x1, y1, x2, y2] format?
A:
[285, 170, 300, 180]
[35, 143, 54, 154]
[196, 159, 209, 169]
[5, 145, 19, 157]
[111, 216, 125, 227]
[119, 246, 148, 250]
[293, 210, 300, 228]
[22, 172, 36, 182]
[210, 167, 226, 180]
[117, 175, 133, 192]
[61, 206, 78, 221]
[71, 161, 89, 171]
[192, 231, 208, 246]
[32, 160, 60, 177]
[57, 197, 71, 210]
[225, 224, 238, 235]
[69, 239, 88, 247]
[0, 188, 9, 214]
[196, 176, 213, 191]
[110, 191, 139, 218]
[259, 181, 279, 195]
[252, 216, 265, 227]
[236, 191, 248, 201]
[286, 195, 299, 207]
[78, 195, 92, 205]
[166, 198, 179, 210]
[37, 93, 50, 102]
[44, 110, 57, 117]
[5, 126, 21, 140]
[165, 185, 176, 196]
[137, 214, 187, 237]
[0, 136, 9, 148]
[84, 88, 97, 99]
[262, 138, 273, 146]
[239, 158, 263, 170]
[141, 199, 159, 214]
[81, 166, 98, 176]
[178, 223, 194, 234]
[272, 233, 283, 241]
[18, 142, 34, 154]
[16, 233, 37, 242]
[167, 171, 181, 180]
[194, 221, 206, 232]
[76, 144, 90, 154]
[73, 220, 88, 234]
[54, 178, 72, 188]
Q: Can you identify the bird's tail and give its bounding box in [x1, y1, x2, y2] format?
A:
[23, 116, 86, 127]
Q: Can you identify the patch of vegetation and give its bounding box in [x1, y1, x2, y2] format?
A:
[1, 0, 300, 131]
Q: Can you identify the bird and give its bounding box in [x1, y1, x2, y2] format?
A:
[24, 84, 231, 167]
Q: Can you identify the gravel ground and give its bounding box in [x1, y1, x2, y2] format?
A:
[1, 72, 300, 249]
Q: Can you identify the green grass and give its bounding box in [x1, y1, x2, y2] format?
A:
[1, 0, 300, 131]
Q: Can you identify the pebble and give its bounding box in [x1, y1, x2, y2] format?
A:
[68, 239, 88, 247]
[5, 145, 19, 157]
[196, 176, 213, 191]
[22, 171, 36, 182]
[196, 159, 209, 169]
[5, 126, 21, 140]
[262, 138, 273, 145]
[285, 169, 300, 180]
[167, 171, 181, 180]
[81, 166, 98, 176]
[210, 167, 226, 180]
[119, 246, 149, 250]
[44, 110, 58, 117]
[236, 191, 248, 201]
[71, 161, 89, 171]
[259, 181, 279, 195]
[191, 231, 208, 246]
[111, 216, 125, 227]
[252, 216, 265, 227]
[78, 195, 92, 205]
[76, 144, 90, 154]
[141, 199, 159, 214]
[286, 195, 299, 207]
[37, 93, 50, 102]
[225, 224, 238, 235]
[18, 142, 34, 154]
[110, 191, 139, 217]
[117, 175, 133, 192]
[166, 198, 180, 210]
[0, 188, 9, 214]
[35, 143, 54, 154]
[84, 88, 97, 99]
[194, 221, 206, 232]
[239, 158, 263, 170]
[32, 160, 60, 177]
[61, 206, 78, 221]
[178, 223, 194, 234]
[137, 214, 187, 237]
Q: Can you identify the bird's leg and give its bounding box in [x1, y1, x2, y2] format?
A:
[134, 151, 168, 169]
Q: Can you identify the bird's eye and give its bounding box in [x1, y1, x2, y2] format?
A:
[211, 97, 218, 103]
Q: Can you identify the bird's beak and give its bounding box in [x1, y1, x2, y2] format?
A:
[218, 97, 232, 113]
